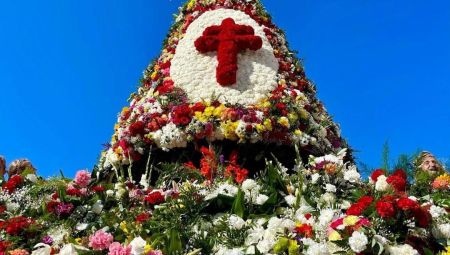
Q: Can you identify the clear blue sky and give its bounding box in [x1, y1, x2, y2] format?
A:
[1, 0, 449, 178]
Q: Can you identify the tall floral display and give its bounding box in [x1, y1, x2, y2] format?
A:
[98, 0, 350, 181]
[0, 0, 448, 254]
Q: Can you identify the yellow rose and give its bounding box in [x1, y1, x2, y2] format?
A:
[278, 117, 290, 128]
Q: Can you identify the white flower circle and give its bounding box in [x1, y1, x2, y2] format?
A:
[170, 9, 279, 106]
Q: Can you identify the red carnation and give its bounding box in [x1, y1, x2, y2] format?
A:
[376, 201, 396, 218]
[92, 185, 105, 193]
[171, 104, 193, 126]
[129, 121, 146, 136]
[371, 169, 386, 182]
[156, 79, 174, 94]
[396, 198, 419, 211]
[136, 212, 151, 223]
[0, 216, 34, 236]
[145, 191, 165, 205]
[2, 175, 24, 193]
[358, 196, 374, 207]
[346, 203, 366, 216]
[191, 102, 206, 113]
[392, 169, 407, 180]
[386, 175, 406, 192]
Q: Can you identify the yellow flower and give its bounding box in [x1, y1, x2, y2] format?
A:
[213, 105, 225, 117]
[294, 129, 302, 136]
[120, 221, 129, 234]
[255, 124, 265, 133]
[299, 109, 309, 119]
[278, 117, 290, 128]
[194, 111, 208, 123]
[288, 113, 298, 122]
[263, 119, 273, 131]
[186, 0, 196, 10]
[203, 106, 215, 117]
[150, 71, 158, 80]
[144, 244, 153, 254]
[221, 121, 239, 140]
[75, 238, 82, 245]
[328, 230, 342, 241]
[343, 215, 360, 226]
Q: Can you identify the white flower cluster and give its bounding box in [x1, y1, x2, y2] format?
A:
[241, 179, 269, 205]
[170, 9, 279, 106]
[152, 123, 187, 151]
[245, 217, 295, 254]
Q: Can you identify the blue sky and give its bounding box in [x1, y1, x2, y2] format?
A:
[0, 0, 449, 178]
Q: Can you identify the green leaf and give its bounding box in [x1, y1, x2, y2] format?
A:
[168, 229, 182, 254]
[231, 189, 245, 218]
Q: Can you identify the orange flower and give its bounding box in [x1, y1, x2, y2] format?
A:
[432, 174, 450, 190]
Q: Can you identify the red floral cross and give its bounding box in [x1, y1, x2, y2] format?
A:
[194, 18, 263, 86]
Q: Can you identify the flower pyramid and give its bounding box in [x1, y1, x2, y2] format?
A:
[99, 0, 350, 177]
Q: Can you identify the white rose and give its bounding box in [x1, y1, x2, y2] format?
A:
[130, 236, 147, 255]
[375, 175, 390, 192]
[255, 194, 269, 205]
[324, 184, 336, 193]
[229, 215, 246, 230]
[387, 244, 419, 255]
[320, 192, 336, 205]
[344, 169, 361, 183]
[91, 200, 103, 214]
[284, 195, 296, 206]
[348, 231, 368, 253]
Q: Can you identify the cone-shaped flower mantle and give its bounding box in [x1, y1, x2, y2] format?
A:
[99, 0, 350, 176]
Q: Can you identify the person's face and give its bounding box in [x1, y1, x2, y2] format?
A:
[421, 155, 438, 172]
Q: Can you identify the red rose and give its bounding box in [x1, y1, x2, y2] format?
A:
[386, 175, 406, 192]
[92, 185, 105, 193]
[191, 102, 206, 113]
[129, 121, 146, 136]
[156, 80, 174, 94]
[371, 169, 386, 182]
[145, 191, 165, 205]
[376, 201, 396, 218]
[0, 216, 34, 236]
[396, 198, 419, 211]
[171, 105, 192, 126]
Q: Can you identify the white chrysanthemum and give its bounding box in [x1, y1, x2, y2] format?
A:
[375, 175, 390, 192]
[348, 231, 368, 253]
[256, 237, 276, 254]
[429, 205, 447, 218]
[170, 9, 279, 106]
[215, 246, 244, 255]
[245, 226, 265, 245]
[242, 179, 258, 191]
[47, 225, 70, 246]
[284, 194, 296, 206]
[387, 244, 419, 255]
[318, 209, 335, 228]
[437, 223, 450, 238]
[229, 215, 246, 230]
[320, 192, 336, 205]
[305, 242, 330, 255]
[152, 123, 187, 151]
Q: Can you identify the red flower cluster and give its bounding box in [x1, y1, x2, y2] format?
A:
[156, 79, 174, 94]
[346, 196, 374, 216]
[135, 212, 151, 223]
[294, 224, 313, 238]
[129, 121, 146, 136]
[374, 195, 430, 227]
[0, 216, 34, 236]
[224, 151, 248, 184]
[386, 169, 407, 192]
[199, 146, 217, 181]
[144, 191, 165, 205]
[2, 175, 24, 193]
[195, 18, 262, 86]
[171, 104, 193, 126]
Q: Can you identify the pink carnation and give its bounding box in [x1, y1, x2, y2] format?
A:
[89, 230, 114, 250]
[74, 170, 91, 188]
[108, 242, 132, 255]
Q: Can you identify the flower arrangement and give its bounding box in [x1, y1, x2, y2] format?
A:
[0, 148, 449, 254]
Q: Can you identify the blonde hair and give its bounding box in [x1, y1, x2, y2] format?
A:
[8, 159, 36, 177]
[414, 151, 444, 173]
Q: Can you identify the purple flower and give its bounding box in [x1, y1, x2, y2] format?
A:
[42, 236, 53, 245]
[55, 202, 74, 217]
